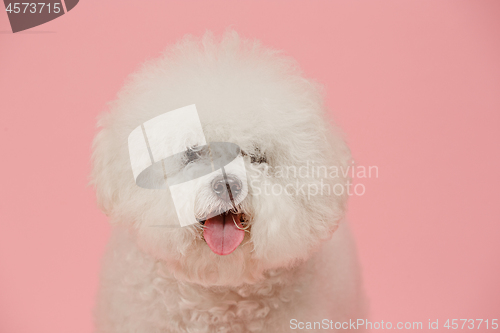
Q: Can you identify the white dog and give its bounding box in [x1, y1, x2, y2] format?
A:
[91, 30, 366, 333]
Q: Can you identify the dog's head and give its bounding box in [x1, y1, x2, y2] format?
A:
[91, 31, 351, 286]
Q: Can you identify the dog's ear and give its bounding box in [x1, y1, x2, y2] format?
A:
[90, 113, 123, 217]
[324, 118, 352, 227]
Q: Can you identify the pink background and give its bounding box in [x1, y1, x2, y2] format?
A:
[1, 1, 499, 332]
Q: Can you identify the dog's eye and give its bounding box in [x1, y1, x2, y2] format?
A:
[242, 147, 267, 164]
[185, 146, 201, 163]
[250, 154, 267, 164]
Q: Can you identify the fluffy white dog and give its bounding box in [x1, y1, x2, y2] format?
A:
[91, 31, 366, 333]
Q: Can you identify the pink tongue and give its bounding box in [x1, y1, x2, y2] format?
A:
[203, 213, 245, 255]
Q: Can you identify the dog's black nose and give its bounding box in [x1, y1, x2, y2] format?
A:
[212, 175, 242, 202]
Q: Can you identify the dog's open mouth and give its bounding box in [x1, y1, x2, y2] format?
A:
[199, 211, 248, 256]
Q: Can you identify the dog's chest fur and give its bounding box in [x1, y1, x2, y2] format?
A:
[95, 229, 312, 333]
[157, 269, 302, 332]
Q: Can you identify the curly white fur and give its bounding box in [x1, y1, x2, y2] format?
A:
[91, 30, 366, 333]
